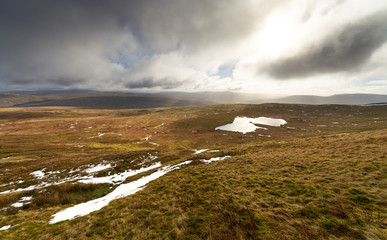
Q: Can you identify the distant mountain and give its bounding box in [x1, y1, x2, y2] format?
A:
[275, 94, 387, 105]
[0, 93, 49, 107]
[1, 90, 387, 108]
[12, 96, 211, 109]
[156, 91, 266, 104]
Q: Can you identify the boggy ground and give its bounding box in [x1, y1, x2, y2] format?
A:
[0, 104, 386, 239]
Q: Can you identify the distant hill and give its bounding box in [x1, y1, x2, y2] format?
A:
[12, 96, 211, 109]
[1, 90, 387, 108]
[0, 93, 48, 107]
[274, 94, 387, 105]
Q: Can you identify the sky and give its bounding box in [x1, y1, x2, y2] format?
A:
[0, 0, 387, 96]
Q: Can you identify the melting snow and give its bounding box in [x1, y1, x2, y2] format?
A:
[84, 163, 112, 174]
[50, 160, 192, 224]
[154, 123, 165, 128]
[193, 149, 209, 154]
[11, 202, 24, 208]
[0, 225, 11, 231]
[215, 117, 286, 134]
[30, 170, 45, 179]
[78, 162, 161, 185]
[0, 162, 161, 195]
[201, 156, 231, 164]
[149, 142, 160, 146]
[208, 150, 220, 153]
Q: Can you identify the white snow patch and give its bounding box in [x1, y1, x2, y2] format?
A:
[154, 123, 165, 128]
[0, 174, 86, 195]
[250, 117, 287, 127]
[1, 158, 161, 195]
[215, 117, 286, 134]
[84, 163, 112, 174]
[201, 156, 231, 164]
[149, 142, 160, 146]
[208, 150, 220, 153]
[11, 202, 24, 208]
[193, 149, 209, 154]
[30, 170, 45, 179]
[50, 160, 192, 224]
[20, 196, 33, 201]
[145, 135, 152, 141]
[0, 225, 11, 231]
[78, 162, 162, 185]
[11, 196, 33, 208]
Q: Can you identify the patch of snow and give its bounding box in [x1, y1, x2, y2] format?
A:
[138, 154, 158, 165]
[201, 156, 231, 164]
[1, 157, 161, 195]
[30, 170, 45, 179]
[11, 195, 33, 208]
[208, 150, 220, 153]
[250, 117, 287, 127]
[145, 135, 152, 141]
[154, 123, 165, 128]
[0, 174, 85, 195]
[50, 160, 192, 224]
[84, 163, 112, 174]
[78, 162, 162, 185]
[97, 132, 105, 137]
[149, 142, 160, 146]
[215, 116, 286, 134]
[20, 196, 33, 201]
[1, 157, 11, 160]
[11, 202, 24, 208]
[0, 225, 11, 231]
[193, 149, 209, 154]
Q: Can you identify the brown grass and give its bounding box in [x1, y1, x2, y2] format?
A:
[0, 104, 386, 239]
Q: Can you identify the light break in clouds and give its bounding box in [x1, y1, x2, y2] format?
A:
[0, 0, 387, 95]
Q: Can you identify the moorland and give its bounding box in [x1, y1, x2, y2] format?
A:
[0, 103, 386, 239]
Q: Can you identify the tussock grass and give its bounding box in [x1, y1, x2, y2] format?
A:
[0, 104, 386, 239]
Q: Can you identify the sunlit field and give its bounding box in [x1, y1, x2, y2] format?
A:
[0, 104, 386, 239]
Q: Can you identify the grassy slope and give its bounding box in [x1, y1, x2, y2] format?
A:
[0, 94, 48, 108]
[0, 104, 386, 239]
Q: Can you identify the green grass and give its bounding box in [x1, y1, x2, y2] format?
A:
[0, 104, 386, 239]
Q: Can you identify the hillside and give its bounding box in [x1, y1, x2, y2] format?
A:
[12, 96, 211, 109]
[0, 104, 386, 239]
[2, 91, 387, 108]
[0, 94, 48, 108]
[276, 94, 387, 105]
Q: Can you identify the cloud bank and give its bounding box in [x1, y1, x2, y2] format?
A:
[0, 0, 386, 95]
[261, 10, 387, 79]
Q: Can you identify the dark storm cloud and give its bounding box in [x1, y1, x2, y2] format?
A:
[0, 0, 281, 89]
[262, 9, 387, 79]
[0, 0, 137, 86]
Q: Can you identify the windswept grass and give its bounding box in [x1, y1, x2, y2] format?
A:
[0, 104, 386, 239]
